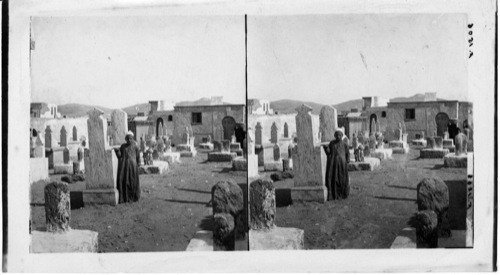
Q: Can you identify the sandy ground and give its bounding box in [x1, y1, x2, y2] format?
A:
[263, 145, 468, 249]
[30, 151, 247, 252]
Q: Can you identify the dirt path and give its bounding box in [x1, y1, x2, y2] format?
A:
[30, 152, 247, 252]
[267, 146, 467, 249]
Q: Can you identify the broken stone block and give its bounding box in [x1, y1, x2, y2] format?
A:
[417, 178, 451, 237]
[213, 213, 235, 251]
[415, 210, 438, 248]
[44, 181, 71, 232]
[250, 179, 276, 230]
[232, 158, 247, 171]
[212, 181, 244, 216]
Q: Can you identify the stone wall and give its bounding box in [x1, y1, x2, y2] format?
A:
[31, 117, 89, 149]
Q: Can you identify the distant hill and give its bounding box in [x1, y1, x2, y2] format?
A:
[270, 99, 364, 115]
[58, 103, 113, 118]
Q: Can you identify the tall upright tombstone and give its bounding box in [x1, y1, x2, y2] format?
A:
[110, 109, 128, 146]
[284, 123, 289, 138]
[255, 123, 262, 146]
[60, 126, 67, 147]
[291, 104, 327, 203]
[72, 126, 78, 141]
[270, 122, 278, 144]
[319, 105, 338, 143]
[83, 108, 119, 206]
[45, 126, 52, 148]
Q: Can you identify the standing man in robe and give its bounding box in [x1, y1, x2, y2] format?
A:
[324, 130, 350, 200]
[114, 131, 141, 203]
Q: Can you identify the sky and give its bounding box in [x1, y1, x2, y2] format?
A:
[31, 14, 469, 108]
[247, 14, 469, 104]
[30, 16, 246, 108]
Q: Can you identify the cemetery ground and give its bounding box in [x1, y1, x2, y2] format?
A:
[30, 151, 247, 252]
[268, 145, 467, 249]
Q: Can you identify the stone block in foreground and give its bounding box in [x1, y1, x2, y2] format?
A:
[30, 229, 98, 253]
[443, 153, 469, 168]
[347, 157, 380, 171]
[420, 149, 449, 159]
[232, 158, 247, 171]
[249, 227, 304, 250]
[207, 152, 237, 162]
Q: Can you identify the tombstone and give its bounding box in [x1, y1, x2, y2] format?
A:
[434, 137, 443, 149]
[152, 149, 159, 160]
[368, 134, 377, 150]
[417, 178, 451, 237]
[165, 139, 172, 152]
[291, 104, 327, 203]
[63, 147, 70, 164]
[33, 136, 45, 158]
[139, 138, 146, 153]
[443, 131, 449, 140]
[44, 126, 52, 148]
[270, 123, 278, 144]
[157, 138, 165, 153]
[213, 141, 222, 152]
[110, 109, 128, 146]
[83, 108, 119, 206]
[255, 123, 262, 146]
[395, 128, 402, 142]
[426, 137, 436, 149]
[288, 144, 294, 159]
[60, 126, 67, 147]
[375, 132, 384, 149]
[247, 128, 255, 156]
[44, 181, 71, 232]
[72, 126, 78, 141]
[273, 144, 281, 161]
[455, 133, 468, 156]
[319, 105, 338, 143]
[221, 140, 230, 153]
[77, 147, 84, 161]
[284, 123, 289, 138]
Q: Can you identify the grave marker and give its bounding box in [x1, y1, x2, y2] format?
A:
[110, 109, 128, 146]
[255, 123, 262, 146]
[319, 105, 338, 142]
[270, 122, 278, 144]
[45, 126, 52, 148]
[60, 126, 67, 147]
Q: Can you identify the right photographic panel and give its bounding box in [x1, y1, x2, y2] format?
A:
[247, 14, 473, 250]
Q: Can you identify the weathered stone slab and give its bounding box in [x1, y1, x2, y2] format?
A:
[443, 139, 454, 148]
[30, 158, 49, 183]
[179, 150, 197, 158]
[390, 227, 417, 249]
[420, 148, 449, 159]
[347, 157, 380, 171]
[212, 181, 244, 216]
[198, 143, 214, 151]
[371, 148, 392, 160]
[444, 153, 468, 168]
[53, 163, 74, 175]
[255, 123, 263, 146]
[388, 140, 407, 149]
[291, 186, 327, 203]
[159, 152, 181, 165]
[60, 126, 68, 147]
[185, 230, 214, 251]
[207, 152, 237, 162]
[213, 213, 235, 251]
[417, 178, 450, 238]
[249, 227, 304, 250]
[213, 141, 222, 152]
[270, 122, 278, 144]
[30, 229, 98, 253]
[73, 161, 84, 174]
[44, 181, 71, 232]
[411, 139, 427, 147]
[264, 161, 283, 172]
[139, 161, 169, 174]
[250, 179, 276, 230]
[319, 105, 338, 143]
[232, 158, 247, 171]
[221, 140, 230, 153]
[282, 158, 293, 171]
[392, 147, 410, 154]
[110, 109, 128, 146]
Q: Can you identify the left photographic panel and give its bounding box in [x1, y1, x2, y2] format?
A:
[28, 16, 248, 253]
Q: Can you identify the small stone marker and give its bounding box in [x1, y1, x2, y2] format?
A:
[45, 126, 52, 148]
[284, 122, 289, 138]
[72, 126, 78, 141]
[44, 181, 71, 232]
[426, 137, 436, 149]
[250, 179, 276, 230]
[434, 136, 443, 149]
[255, 122, 262, 146]
[221, 140, 230, 153]
[213, 141, 222, 152]
[319, 105, 338, 143]
[455, 132, 468, 156]
[63, 147, 70, 164]
[273, 144, 281, 161]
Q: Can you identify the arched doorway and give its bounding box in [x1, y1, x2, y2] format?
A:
[435, 112, 450, 137]
[369, 114, 377, 134]
[222, 116, 236, 141]
[156, 118, 164, 138]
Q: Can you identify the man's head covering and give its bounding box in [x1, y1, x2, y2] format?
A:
[335, 129, 344, 139]
[126, 131, 134, 138]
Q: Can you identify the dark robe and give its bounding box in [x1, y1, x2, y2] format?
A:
[115, 140, 141, 203]
[324, 139, 350, 200]
[447, 123, 459, 140]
